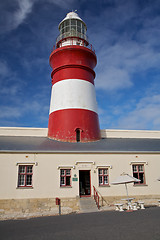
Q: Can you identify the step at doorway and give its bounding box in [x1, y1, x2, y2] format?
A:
[79, 197, 99, 213]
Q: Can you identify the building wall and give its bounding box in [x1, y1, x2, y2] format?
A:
[101, 129, 160, 139]
[0, 152, 160, 200]
[0, 127, 48, 137]
[1, 127, 160, 139]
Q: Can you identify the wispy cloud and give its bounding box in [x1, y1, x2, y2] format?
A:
[46, 0, 75, 8]
[96, 66, 132, 91]
[13, 0, 34, 28]
[0, 60, 9, 77]
[0, 106, 22, 119]
[0, 98, 49, 127]
[0, 59, 25, 98]
[86, 0, 160, 92]
[0, 0, 36, 34]
[96, 39, 160, 90]
[117, 94, 160, 130]
[0, 0, 76, 34]
[99, 83, 160, 130]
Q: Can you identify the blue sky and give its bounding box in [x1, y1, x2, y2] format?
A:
[0, 0, 160, 130]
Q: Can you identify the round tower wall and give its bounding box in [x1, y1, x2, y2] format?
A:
[48, 41, 100, 142]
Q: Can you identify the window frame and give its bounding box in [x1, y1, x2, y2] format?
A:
[98, 168, 109, 186]
[18, 165, 33, 188]
[60, 169, 71, 187]
[132, 164, 146, 185]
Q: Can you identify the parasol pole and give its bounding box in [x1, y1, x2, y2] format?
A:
[125, 183, 129, 199]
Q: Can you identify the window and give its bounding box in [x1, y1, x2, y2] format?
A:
[60, 169, 71, 187]
[98, 168, 109, 186]
[65, 19, 69, 26]
[18, 165, 33, 187]
[71, 19, 76, 26]
[132, 164, 145, 185]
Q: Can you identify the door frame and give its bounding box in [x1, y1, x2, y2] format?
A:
[79, 170, 91, 197]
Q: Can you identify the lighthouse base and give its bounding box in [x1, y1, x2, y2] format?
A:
[48, 109, 100, 142]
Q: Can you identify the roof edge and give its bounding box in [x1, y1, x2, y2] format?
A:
[1, 127, 160, 139]
[1, 150, 160, 154]
[101, 129, 160, 139]
[0, 127, 48, 137]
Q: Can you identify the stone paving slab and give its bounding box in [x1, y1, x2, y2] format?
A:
[0, 199, 159, 221]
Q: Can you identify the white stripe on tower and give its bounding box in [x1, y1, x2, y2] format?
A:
[49, 79, 98, 114]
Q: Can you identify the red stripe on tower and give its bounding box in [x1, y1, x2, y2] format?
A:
[48, 11, 101, 142]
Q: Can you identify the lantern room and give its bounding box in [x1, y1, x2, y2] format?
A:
[56, 11, 88, 48]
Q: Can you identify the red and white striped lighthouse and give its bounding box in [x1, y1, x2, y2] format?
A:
[48, 11, 100, 142]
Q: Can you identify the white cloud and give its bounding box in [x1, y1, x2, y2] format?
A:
[0, 106, 22, 119]
[13, 0, 34, 28]
[86, 1, 160, 92]
[96, 66, 132, 91]
[46, 0, 75, 8]
[0, 0, 76, 34]
[0, 61, 9, 77]
[95, 38, 160, 91]
[0, 0, 36, 34]
[0, 59, 25, 97]
[0, 85, 20, 96]
[117, 94, 160, 130]
[0, 99, 49, 126]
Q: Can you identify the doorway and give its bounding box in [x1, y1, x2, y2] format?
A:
[75, 128, 81, 142]
[79, 170, 91, 197]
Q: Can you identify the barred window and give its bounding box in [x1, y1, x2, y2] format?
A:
[132, 164, 145, 185]
[98, 168, 109, 186]
[60, 169, 71, 187]
[18, 165, 33, 187]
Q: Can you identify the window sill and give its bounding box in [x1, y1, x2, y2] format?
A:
[99, 185, 110, 187]
[133, 184, 148, 187]
[16, 187, 33, 189]
[60, 186, 72, 188]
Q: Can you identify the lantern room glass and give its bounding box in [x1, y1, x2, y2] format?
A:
[59, 19, 87, 38]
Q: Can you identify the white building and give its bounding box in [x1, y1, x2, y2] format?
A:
[0, 127, 160, 213]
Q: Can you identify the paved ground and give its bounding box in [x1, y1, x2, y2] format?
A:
[0, 207, 160, 240]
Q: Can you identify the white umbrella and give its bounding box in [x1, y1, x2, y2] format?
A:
[111, 172, 140, 199]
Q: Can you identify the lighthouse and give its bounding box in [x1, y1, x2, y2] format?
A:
[48, 11, 100, 142]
